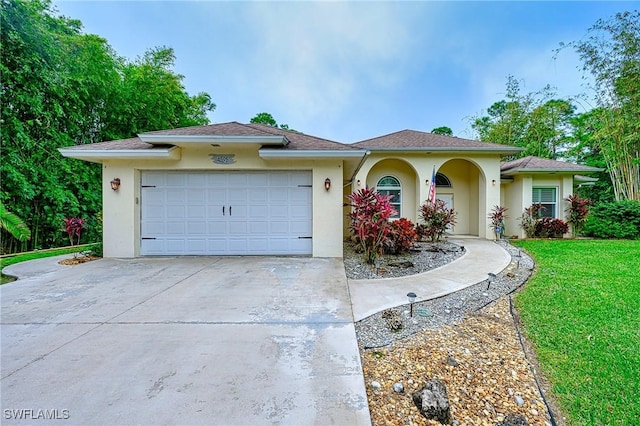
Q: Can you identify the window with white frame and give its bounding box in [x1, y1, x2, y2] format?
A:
[532, 187, 557, 218]
[377, 176, 401, 218]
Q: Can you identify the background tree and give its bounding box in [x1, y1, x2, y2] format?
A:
[566, 10, 640, 201]
[0, 0, 215, 253]
[431, 126, 453, 136]
[471, 76, 577, 160]
[250, 112, 295, 131]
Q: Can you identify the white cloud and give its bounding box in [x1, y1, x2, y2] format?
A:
[236, 2, 431, 127]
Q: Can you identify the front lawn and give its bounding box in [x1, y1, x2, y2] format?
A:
[512, 239, 639, 425]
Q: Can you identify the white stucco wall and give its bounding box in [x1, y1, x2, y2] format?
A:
[503, 174, 575, 238]
[101, 144, 346, 258]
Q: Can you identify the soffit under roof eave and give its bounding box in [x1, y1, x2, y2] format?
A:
[138, 134, 288, 145]
[259, 150, 367, 159]
[58, 146, 181, 161]
[362, 147, 522, 154]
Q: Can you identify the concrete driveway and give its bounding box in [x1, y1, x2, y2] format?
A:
[1, 256, 371, 425]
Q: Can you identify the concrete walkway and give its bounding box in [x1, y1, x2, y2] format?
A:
[348, 237, 511, 321]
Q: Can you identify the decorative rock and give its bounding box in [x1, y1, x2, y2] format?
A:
[412, 379, 451, 424]
[446, 356, 459, 367]
[393, 382, 404, 393]
[514, 396, 524, 407]
[370, 381, 381, 390]
[407, 379, 414, 385]
[495, 413, 529, 426]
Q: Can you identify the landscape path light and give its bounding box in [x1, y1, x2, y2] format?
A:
[487, 272, 496, 290]
[407, 292, 417, 317]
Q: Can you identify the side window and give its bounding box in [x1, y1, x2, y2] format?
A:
[377, 176, 401, 218]
[532, 187, 557, 218]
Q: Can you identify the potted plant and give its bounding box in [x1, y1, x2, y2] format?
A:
[489, 205, 508, 240]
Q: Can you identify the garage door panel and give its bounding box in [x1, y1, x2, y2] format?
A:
[269, 205, 288, 217]
[166, 189, 185, 203]
[228, 221, 248, 235]
[166, 205, 185, 219]
[248, 221, 268, 234]
[165, 174, 186, 187]
[186, 239, 206, 253]
[141, 171, 312, 255]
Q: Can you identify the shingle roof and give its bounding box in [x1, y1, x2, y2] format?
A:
[63, 122, 361, 152]
[500, 156, 602, 174]
[62, 137, 156, 150]
[352, 129, 522, 152]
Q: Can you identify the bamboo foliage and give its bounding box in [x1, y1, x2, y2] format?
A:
[571, 10, 640, 202]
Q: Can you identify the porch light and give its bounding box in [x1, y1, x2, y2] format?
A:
[492, 179, 497, 186]
[357, 179, 361, 186]
[324, 178, 331, 191]
[487, 272, 496, 290]
[110, 178, 121, 191]
[407, 292, 417, 317]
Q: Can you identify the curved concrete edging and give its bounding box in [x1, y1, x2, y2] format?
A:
[347, 238, 511, 321]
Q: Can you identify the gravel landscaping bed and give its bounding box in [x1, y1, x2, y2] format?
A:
[343, 239, 465, 280]
[347, 240, 556, 425]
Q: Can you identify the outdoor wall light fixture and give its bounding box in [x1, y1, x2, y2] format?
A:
[110, 178, 121, 191]
[487, 272, 496, 290]
[492, 179, 497, 186]
[407, 292, 417, 317]
[324, 178, 331, 191]
[357, 179, 361, 186]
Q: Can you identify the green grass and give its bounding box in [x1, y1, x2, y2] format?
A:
[0, 244, 96, 284]
[512, 239, 640, 426]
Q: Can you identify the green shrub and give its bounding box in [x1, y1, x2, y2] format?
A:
[583, 200, 640, 239]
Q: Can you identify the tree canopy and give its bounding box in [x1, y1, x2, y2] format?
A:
[431, 126, 453, 136]
[0, 0, 216, 253]
[250, 112, 295, 131]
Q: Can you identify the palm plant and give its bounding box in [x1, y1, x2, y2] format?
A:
[0, 200, 31, 242]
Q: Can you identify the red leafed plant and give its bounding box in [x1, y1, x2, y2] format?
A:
[419, 199, 457, 242]
[388, 218, 418, 254]
[565, 195, 592, 236]
[534, 217, 569, 238]
[63, 217, 84, 246]
[345, 187, 397, 264]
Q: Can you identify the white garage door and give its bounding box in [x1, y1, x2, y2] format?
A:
[141, 171, 312, 255]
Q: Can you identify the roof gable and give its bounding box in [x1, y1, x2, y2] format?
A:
[500, 156, 602, 175]
[352, 129, 522, 153]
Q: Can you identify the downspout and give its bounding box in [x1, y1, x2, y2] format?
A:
[345, 150, 371, 188]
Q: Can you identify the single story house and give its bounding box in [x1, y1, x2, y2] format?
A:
[59, 122, 600, 258]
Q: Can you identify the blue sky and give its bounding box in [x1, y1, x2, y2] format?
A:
[54, 1, 636, 143]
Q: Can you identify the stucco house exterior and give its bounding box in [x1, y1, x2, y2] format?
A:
[59, 122, 600, 258]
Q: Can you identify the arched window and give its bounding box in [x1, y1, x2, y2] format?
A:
[377, 176, 401, 218]
[435, 173, 452, 188]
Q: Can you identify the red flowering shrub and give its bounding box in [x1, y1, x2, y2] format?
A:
[419, 199, 457, 242]
[63, 217, 84, 246]
[345, 187, 396, 264]
[388, 218, 418, 254]
[565, 195, 592, 236]
[534, 217, 569, 238]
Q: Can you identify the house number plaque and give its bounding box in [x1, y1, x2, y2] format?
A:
[210, 154, 236, 165]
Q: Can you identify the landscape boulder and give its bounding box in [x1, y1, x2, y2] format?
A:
[412, 379, 451, 424]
